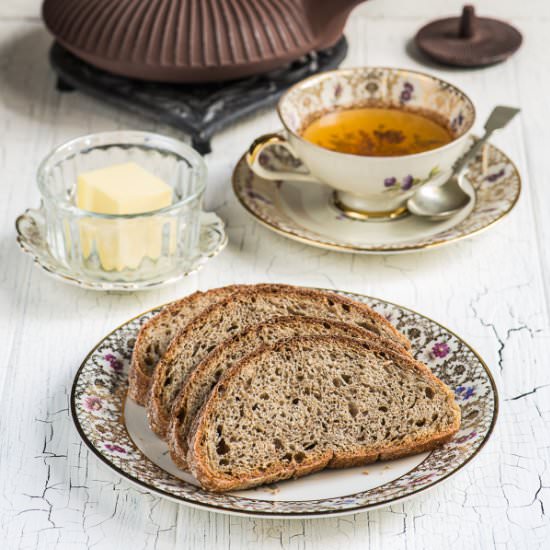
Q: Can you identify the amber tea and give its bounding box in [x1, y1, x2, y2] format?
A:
[301, 107, 453, 157]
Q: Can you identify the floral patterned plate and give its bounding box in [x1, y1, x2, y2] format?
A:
[71, 289, 497, 518]
[232, 140, 520, 253]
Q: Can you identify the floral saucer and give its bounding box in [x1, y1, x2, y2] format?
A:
[233, 141, 520, 253]
[71, 289, 497, 518]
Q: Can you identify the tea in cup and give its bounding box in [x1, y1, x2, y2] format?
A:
[247, 67, 475, 220]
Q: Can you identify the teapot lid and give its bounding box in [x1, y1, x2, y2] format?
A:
[415, 5, 522, 67]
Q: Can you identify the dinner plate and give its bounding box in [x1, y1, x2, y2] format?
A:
[232, 140, 520, 253]
[71, 289, 498, 518]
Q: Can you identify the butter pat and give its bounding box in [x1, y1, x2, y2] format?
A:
[77, 162, 172, 214]
[76, 162, 174, 271]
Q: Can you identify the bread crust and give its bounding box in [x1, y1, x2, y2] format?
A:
[148, 285, 412, 438]
[128, 285, 246, 405]
[187, 335, 461, 492]
[168, 316, 409, 471]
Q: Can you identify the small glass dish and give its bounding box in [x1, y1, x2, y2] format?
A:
[15, 131, 227, 291]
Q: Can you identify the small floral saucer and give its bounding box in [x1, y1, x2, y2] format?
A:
[233, 140, 521, 253]
[71, 289, 497, 518]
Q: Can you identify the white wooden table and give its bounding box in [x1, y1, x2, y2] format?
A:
[1, 1, 549, 548]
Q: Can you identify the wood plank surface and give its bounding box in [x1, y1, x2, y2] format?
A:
[0, 1, 549, 548]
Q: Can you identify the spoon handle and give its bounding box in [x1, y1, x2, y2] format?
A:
[452, 106, 520, 175]
[452, 129, 493, 175]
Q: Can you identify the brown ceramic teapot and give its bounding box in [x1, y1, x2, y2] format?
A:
[42, 0, 366, 83]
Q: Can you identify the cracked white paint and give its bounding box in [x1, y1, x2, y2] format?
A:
[1, 1, 549, 548]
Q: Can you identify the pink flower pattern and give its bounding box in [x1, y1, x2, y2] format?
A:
[432, 342, 450, 358]
[104, 353, 123, 371]
[83, 395, 102, 411]
[105, 443, 126, 454]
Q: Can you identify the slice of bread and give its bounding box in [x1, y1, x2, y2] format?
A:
[148, 285, 411, 438]
[128, 285, 245, 405]
[168, 316, 407, 470]
[188, 336, 461, 492]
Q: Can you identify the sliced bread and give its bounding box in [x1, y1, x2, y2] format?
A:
[168, 316, 407, 470]
[148, 285, 411, 437]
[188, 335, 461, 492]
[128, 285, 246, 405]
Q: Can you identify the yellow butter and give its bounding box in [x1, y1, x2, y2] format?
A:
[77, 162, 173, 214]
[76, 162, 174, 271]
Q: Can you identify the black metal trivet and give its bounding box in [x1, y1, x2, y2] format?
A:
[50, 39, 348, 154]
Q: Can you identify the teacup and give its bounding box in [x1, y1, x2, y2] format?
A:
[247, 67, 475, 220]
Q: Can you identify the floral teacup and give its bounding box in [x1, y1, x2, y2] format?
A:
[247, 67, 475, 220]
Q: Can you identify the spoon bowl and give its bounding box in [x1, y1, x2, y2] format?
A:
[407, 105, 520, 220]
[407, 174, 472, 220]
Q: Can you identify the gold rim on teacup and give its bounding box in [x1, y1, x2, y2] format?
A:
[247, 67, 476, 221]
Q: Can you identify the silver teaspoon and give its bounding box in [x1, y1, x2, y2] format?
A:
[407, 106, 520, 221]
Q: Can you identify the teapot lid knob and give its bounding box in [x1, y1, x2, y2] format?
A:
[458, 5, 476, 39]
[414, 4, 522, 67]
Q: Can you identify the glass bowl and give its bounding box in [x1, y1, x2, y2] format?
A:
[15, 131, 227, 290]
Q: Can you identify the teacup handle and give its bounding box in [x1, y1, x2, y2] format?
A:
[246, 132, 320, 183]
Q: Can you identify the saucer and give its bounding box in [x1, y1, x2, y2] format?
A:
[233, 141, 521, 254]
[15, 210, 227, 291]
